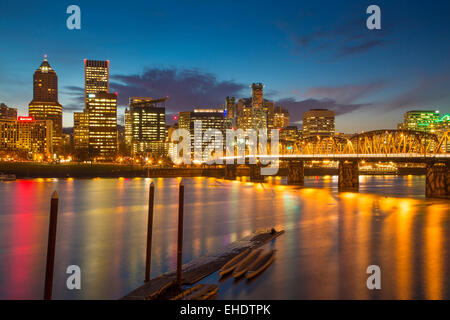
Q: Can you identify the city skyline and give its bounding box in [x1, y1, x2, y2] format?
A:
[1, 0, 450, 132]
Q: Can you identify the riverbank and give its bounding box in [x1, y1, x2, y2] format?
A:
[0, 162, 426, 178]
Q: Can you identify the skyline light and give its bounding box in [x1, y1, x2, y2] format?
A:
[1, 1, 450, 132]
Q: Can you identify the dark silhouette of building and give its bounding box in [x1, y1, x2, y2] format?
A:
[0, 103, 17, 120]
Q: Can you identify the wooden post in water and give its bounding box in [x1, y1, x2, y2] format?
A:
[44, 191, 59, 300]
[176, 179, 185, 290]
[145, 181, 155, 282]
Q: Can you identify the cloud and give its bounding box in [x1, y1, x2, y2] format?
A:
[110, 67, 246, 113]
[303, 81, 386, 104]
[62, 86, 84, 111]
[275, 97, 370, 125]
[279, 16, 390, 59]
[336, 39, 385, 57]
[385, 72, 450, 110]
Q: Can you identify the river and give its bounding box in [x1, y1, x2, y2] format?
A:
[0, 175, 449, 299]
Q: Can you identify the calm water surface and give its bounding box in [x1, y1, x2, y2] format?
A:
[0, 175, 449, 299]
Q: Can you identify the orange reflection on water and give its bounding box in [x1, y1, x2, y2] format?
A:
[424, 203, 445, 300]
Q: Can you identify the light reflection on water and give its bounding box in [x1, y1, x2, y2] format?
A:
[0, 175, 449, 299]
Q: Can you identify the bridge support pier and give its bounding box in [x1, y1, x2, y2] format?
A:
[338, 160, 359, 191]
[287, 161, 304, 185]
[224, 164, 237, 180]
[249, 164, 264, 183]
[426, 162, 450, 198]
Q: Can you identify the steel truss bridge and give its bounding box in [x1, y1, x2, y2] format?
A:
[220, 130, 450, 198]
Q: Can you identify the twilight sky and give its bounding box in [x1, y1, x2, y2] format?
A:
[1, 0, 450, 132]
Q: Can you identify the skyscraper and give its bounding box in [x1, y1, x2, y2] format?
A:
[251, 83, 264, 109]
[274, 106, 290, 128]
[302, 109, 335, 137]
[225, 96, 236, 119]
[124, 108, 132, 145]
[28, 56, 63, 151]
[178, 108, 226, 162]
[129, 97, 167, 156]
[73, 112, 89, 151]
[250, 83, 267, 129]
[84, 60, 109, 101]
[86, 92, 118, 160]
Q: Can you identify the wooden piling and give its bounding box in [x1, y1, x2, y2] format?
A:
[44, 191, 59, 300]
[176, 179, 185, 290]
[145, 181, 155, 282]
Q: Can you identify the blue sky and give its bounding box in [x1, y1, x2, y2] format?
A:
[1, 0, 450, 131]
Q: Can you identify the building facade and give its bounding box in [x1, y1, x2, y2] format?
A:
[28, 57, 62, 151]
[84, 60, 109, 100]
[129, 97, 167, 156]
[0, 117, 52, 159]
[0, 103, 17, 121]
[73, 112, 89, 151]
[86, 92, 118, 160]
[124, 108, 132, 145]
[178, 108, 226, 162]
[302, 109, 335, 137]
[78, 59, 118, 161]
[399, 110, 440, 132]
[274, 106, 290, 129]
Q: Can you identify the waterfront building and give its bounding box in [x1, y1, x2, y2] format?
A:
[129, 97, 167, 157]
[28, 56, 62, 150]
[178, 108, 226, 162]
[274, 107, 290, 129]
[399, 110, 440, 132]
[0, 103, 17, 120]
[0, 117, 52, 159]
[85, 92, 118, 160]
[302, 109, 335, 137]
[280, 126, 300, 142]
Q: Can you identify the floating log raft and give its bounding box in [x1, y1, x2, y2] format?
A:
[121, 229, 284, 300]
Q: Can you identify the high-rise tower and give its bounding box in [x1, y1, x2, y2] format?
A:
[84, 60, 109, 103]
[28, 55, 63, 151]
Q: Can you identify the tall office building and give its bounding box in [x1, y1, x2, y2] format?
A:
[225, 96, 236, 119]
[86, 92, 118, 160]
[129, 97, 167, 156]
[78, 59, 118, 160]
[84, 60, 109, 101]
[399, 110, 440, 132]
[251, 83, 264, 109]
[274, 106, 290, 128]
[28, 56, 63, 151]
[178, 108, 226, 162]
[124, 108, 132, 145]
[302, 109, 335, 137]
[264, 100, 275, 132]
[250, 83, 267, 129]
[73, 112, 89, 151]
[0, 103, 17, 120]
